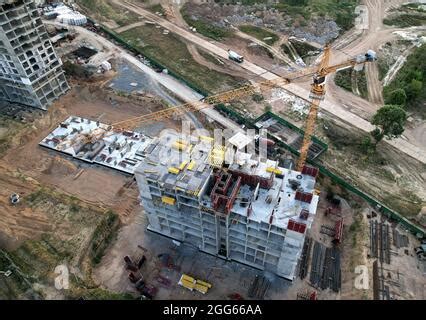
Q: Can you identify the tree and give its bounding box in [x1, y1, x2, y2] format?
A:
[409, 78, 423, 98]
[360, 135, 375, 155]
[385, 88, 407, 106]
[370, 105, 407, 144]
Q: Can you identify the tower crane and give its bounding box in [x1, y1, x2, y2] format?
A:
[73, 45, 376, 172]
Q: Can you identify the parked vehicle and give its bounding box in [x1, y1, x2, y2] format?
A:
[228, 49, 244, 63]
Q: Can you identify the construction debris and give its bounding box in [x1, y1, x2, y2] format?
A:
[298, 237, 312, 279]
[178, 274, 212, 294]
[370, 221, 391, 264]
[393, 229, 409, 248]
[9, 193, 20, 205]
[39, 116, 153, 174]
[309, 241, 341, 292]
[248, 275, 270, 300]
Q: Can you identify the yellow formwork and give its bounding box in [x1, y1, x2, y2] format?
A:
[199, 135, 214, 142]
[179, 160, 189, 170]
[196, 279, 212, 289]
[180, 278, 195, 290]
[161, 196, 176, 205]
[172, 141, 186, 150]
[266, 167, 282, 175]
[168, 167, 180, 174]
[194, 283, 208, 294]
[187, 161, 196, 171]
[181, 274, 195, 283]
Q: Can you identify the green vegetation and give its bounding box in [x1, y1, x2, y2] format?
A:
[274, 0, 359, 31]
[76, 0, 139, 27]
[385, 2, 425, 27]
[378, 59, 390, 81]
[63, 61, 93, 79]
[370, 105, 407, 144]
[120, 25, 245, 93]
[238, 25, 279, 45]
[182, 12, 232, 40]
[383, 44, 426, 117]
[252, 93, 264, 103]
[0, 117, 26, 157]
[334, 68, 368, 99]
[263, 104, 272, 113]
[290, 40, 319, 58]
[385, 88, 407, 106]
[146, 4, 165, 15]
[383, 14, 425, 27]
[281, 43, 294, 60]
[90, 210, 119, 264]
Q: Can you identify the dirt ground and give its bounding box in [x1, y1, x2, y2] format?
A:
[0, 80, 183, 250]
[92, 207, 295, 300]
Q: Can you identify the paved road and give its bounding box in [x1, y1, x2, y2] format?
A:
[45, 21, 243, 132]
[113, 0, 426, 164]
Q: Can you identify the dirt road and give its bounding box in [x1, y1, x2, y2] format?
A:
[328, 0, 420, 105]
[232, 28, 296, 67]
[112, 0, 426, 165]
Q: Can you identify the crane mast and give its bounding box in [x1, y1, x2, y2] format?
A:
[296, 45, 331, 171]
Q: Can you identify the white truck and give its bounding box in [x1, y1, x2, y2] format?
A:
[228, 49, 244, 63]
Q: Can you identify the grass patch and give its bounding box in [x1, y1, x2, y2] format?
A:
[0, 116, 26, 157]
[290, 40, 319, 58]
[76, 0, 140, 27]
[90, 210, 119, 264]
[334, 68, 368, 99]
[281, 43, 294, 60]
[378, 59, 390, 82]
[120, 24, 245, 93]
[146, 4, 165, 15]
[383, 14, 425, 27]
[182, 11, 232, 41]
[238, 25, 279, 45]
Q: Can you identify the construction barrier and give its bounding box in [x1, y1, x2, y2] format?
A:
[215, 104, 425, 237]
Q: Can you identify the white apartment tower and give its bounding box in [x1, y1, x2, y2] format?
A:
[0, 0, 69, 109]
[135, 131, 320, 280]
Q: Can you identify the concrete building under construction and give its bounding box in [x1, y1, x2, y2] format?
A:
[134, 131, 320, 280]
[0, 0, 69, 109]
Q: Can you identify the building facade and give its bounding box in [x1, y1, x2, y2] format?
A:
[135, 131, 319, 280]
[0, 0, 69, 109]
